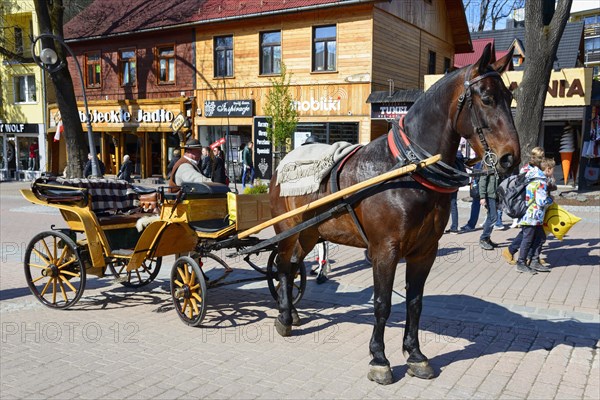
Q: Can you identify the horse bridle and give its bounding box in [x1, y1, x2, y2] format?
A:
[387, 66, 506, 191]
[453, 65, 502, 175]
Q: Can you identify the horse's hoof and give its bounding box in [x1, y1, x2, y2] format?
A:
[367, 365, 393, 385]
[291, 310, 301, 326]
[406, 361, 435, 379]
[274, 317, 292, 337]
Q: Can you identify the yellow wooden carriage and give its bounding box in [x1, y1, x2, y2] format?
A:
[20, 178, 280, 326]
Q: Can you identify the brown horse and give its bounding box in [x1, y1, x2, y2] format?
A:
[269, 43, 520, 384]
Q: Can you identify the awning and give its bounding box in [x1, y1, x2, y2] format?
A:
[366, 89, 423, 104]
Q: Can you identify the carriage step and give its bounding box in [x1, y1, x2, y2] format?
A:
[112, 249, 134, 256]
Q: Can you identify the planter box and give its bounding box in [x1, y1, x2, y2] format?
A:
[228, 192, 271, 231]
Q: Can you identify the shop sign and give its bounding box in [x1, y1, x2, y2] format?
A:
[253, 117, 273, 179]
[0, 123, 40, 134]
[424, 67, 592, 107]
[293, 96, 340, 113]
[204, 100, 254, 117]
[79, 108, 175, 124]
[171, 113, 186, 132]
[371, 103, 412, 119]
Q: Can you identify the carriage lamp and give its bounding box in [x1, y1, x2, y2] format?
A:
[32, 33, 101, 178]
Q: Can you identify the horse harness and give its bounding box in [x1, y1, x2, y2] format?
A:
[388, 66, 504, 192]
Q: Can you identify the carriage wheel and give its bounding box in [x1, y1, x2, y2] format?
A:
[24, 231, 86, 309]
[266, 249, 306, 305]
[170, 256, 207, 327]
[108, 257, 162, 288]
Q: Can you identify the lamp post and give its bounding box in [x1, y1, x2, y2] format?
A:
[31, 33, 100, 177]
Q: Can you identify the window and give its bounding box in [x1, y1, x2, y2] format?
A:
[14, 27, 23, 55]
[14, 75, 36, 103]
[157, 45, 175, 83]
[444, 57, 451, 73]
[295, 122, 358, 145]
[260, 31, 281, 75]
[86, 52, 101, 88]
[313, 25, 336, 72]
[119, 48, 137, 86]
[214, 36, 233, 77]
[428, 51, 436, 74]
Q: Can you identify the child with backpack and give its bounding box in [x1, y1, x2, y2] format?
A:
[512, 157, 555, 274]
[502, 147, 546, 267]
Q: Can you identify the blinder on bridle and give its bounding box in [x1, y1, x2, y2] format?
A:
[453, 65, 503, 175]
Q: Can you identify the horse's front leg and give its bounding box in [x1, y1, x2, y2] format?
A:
[403, 250, 437, 379]
[367, 247, 400, 385]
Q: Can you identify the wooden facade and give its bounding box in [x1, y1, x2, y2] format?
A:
[193, 1, 464, 147]
[60, 0, 470, 179]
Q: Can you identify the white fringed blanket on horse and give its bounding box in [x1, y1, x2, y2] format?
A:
[276, 142, 361, 197]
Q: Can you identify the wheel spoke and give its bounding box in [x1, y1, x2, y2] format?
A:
[29, 263, 47, 269]
[52, 278, 57, 304]
[57, 258, 77, 270]
[31, 275, 46, 283]
[40, 239, 52, 263]
[32, 248, 51, 265]
[173, 279, 184, 287]
[60, 270, 80, 278]
[40, 277, 53, 296]
[189, 283, 200, 291]
[192, 292, 202, 303]
[58, 280, 68, 303]
[187, 302, 193, 319]
[56, 245, 69, 266]
[183, 265, 190, 281]
[53, 236, 57, 262]
[190, 297, 199, 315]
[59, 274, 78, 292]
[190, 269, 196, 286]
[177, 267, 186, 282]
[135, 269, 142, 283]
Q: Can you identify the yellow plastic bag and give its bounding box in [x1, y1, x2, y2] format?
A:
[543, 203, 581, 240]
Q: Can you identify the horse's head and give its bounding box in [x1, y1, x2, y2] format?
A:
[454, 43, 520, 174]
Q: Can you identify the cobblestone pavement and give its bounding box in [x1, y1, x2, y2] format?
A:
[1, 181, 599, 399]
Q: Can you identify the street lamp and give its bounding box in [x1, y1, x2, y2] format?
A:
[31, 33, 100, 177]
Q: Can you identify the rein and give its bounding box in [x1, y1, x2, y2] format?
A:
[387, 66, 503, 192]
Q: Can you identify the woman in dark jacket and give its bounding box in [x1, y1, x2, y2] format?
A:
[211, 146, 227, 184]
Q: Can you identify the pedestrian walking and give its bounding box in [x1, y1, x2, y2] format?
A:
[478, 166, 499, 250]
[117, 154, 133, 182]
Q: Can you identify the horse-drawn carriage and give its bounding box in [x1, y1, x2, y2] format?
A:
[20, 176, 310, 325]
[20, 45, 521, 385]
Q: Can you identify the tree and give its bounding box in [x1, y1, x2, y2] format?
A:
[34, 0, 88, 177]
[262, 62, 298, 163]
[464, 0, 525, 31]
[513, 0, 573, 164]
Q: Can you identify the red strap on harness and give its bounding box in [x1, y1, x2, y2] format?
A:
[387, 116, 458, 194]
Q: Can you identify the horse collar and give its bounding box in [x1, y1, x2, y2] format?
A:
[387, 117, 468, 193]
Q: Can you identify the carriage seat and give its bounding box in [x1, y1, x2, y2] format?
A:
[52, 177, 138, 213]
[163, 182, 230, 200]
[189, 218, 234, 233]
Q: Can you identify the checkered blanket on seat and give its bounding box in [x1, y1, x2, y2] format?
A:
[56, 178, 137, 213]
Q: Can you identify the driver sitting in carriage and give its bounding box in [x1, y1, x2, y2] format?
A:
[168, 139, 212, 192]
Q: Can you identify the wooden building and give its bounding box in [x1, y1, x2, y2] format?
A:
[59, 0, 471, 179]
